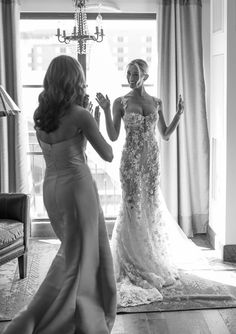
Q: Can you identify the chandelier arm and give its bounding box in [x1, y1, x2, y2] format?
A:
[56, 0, 104, 54]
[57, 36, 67, 43]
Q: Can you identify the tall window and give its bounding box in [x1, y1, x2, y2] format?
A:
[20, 14, 157, 220]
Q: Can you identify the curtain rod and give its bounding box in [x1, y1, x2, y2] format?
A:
[20, 12, 156, 20]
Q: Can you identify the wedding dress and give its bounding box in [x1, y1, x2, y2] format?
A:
[3, 132, 117, 334]
[111, 96, 202, 307]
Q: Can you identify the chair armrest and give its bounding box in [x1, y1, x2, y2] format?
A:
[0, 193, 31, 249]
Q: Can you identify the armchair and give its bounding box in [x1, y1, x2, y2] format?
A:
[0, 193, 30, 279]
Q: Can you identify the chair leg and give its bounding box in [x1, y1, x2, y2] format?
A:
[18, 253, 28, 279]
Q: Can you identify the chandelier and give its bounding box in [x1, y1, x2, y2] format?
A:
[56, 0, 104, 54]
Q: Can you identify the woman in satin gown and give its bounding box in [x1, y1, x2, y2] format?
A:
[3, 55, 117, 334]
[95, 59, 192, 307]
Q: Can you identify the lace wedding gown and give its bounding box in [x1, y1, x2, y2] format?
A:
[3, 133, 117, 334]
[111, 96, 200, 307]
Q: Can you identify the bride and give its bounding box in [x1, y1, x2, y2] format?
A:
[96, 59, 197, 308]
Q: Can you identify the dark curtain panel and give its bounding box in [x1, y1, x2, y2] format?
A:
[157, 0, 209, 236]
[0, 0, 29, 193]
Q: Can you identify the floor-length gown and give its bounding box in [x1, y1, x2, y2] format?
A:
[111, 96, 201, 307]
[3, 132, 117, 334]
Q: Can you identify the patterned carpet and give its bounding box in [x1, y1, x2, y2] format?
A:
[1, 238, 236, 320]
[0, 239, 60, 321]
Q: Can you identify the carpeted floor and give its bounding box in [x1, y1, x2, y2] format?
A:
[0, 239, 60, 321]
[1, 237, 236, 320]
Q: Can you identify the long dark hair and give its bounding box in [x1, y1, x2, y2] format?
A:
[34, 55, 86, 133]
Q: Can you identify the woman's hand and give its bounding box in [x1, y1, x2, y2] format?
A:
[83, 94, 93, 113]
[177, 94, 184, 116]
[83, 94, 89, 109]
[96, 92, 110, 112]
[94, 105, 101, 128]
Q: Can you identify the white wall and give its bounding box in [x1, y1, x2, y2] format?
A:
[209, 0, 227, 249]
[209, 0, 236, 250]
[225, 0, 236, 244]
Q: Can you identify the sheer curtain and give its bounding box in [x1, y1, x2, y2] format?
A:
[0, 0, 29, 193]
[157, 0, 209, 236]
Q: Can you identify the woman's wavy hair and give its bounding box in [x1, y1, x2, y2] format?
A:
[34, 55, 86, 133]
[127, 59, 149, 86]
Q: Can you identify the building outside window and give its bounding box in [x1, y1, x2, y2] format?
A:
[146, 36, 152, 42]
[117, 36, 124, 42]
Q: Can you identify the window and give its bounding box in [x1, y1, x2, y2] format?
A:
[20, 14, 157, 220]
[117, 47, 124, 53]
[117, 36, 124, 42]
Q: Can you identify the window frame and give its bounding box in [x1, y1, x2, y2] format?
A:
[20, 12, 157, 224]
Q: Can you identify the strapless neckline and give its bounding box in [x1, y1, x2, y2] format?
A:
[123, 111, 155, 119]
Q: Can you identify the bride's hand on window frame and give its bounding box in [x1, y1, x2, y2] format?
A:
[157, 98, 163, 115]
[177, 94, 184, 116]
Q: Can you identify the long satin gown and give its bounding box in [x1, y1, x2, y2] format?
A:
[3, 132, 117, 334]
[111, 96, 201, 307]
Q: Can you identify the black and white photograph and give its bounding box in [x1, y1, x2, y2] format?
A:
[0, 0, 236, 333]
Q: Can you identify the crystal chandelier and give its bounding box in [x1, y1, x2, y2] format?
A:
[56, 0, 104, 54]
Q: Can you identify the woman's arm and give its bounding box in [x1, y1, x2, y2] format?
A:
[96, 93, 123, 142]
[157, 96, 184, 141]
[75, 107, 113, 162]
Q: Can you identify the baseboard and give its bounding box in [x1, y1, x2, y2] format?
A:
[207, 224, 217, 249]
[31, 222, 56, 238]
[31, 220, 116, 239]
[207, 224, 236, 263]
[223, 245, 236, 263]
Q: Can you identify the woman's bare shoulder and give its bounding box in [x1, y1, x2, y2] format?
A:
[113, 96, 125, 117]
[70, 105, 99, 130]
[70, 105, 87, 116]
[150, 96, 161, 107]
[113, 96, 123, 105]
[69, 105, 91, 121]
[152, 96, 161, 102]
